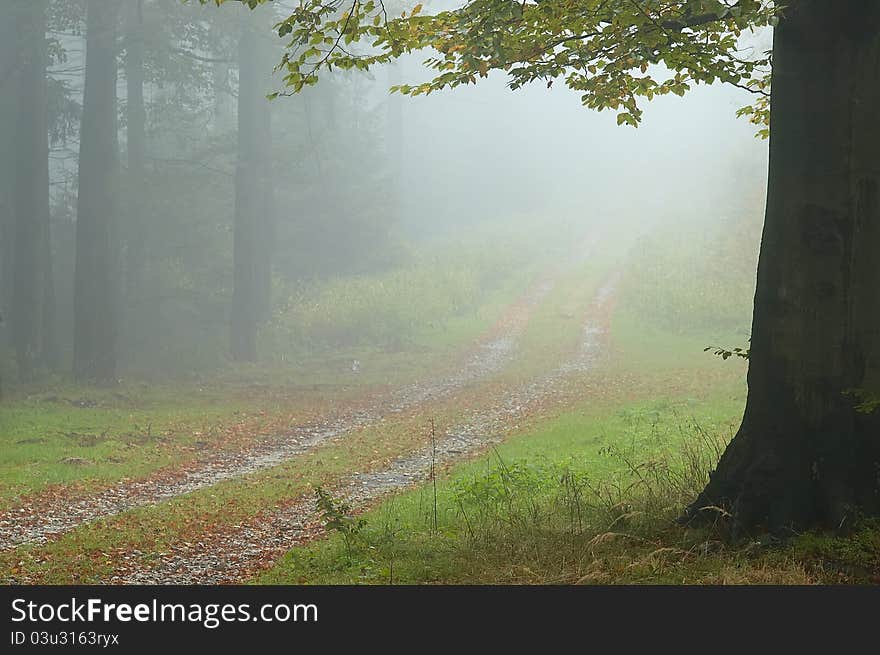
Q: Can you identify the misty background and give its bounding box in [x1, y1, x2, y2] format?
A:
[0, 0, 768, 385]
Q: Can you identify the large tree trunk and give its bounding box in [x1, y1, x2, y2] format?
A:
[230, 11, 273, 362]
[73, 0, 120, 383]
[684, 1, 880, 534]
[11, 0, 55, 380]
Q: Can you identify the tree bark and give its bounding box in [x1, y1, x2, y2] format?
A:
[11, 0, 55, 380]
[230, 12, 273, 361]
[684, 0, 880, 534]
[73, 0, 120, 383]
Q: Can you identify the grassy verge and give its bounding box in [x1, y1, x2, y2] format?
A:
[255, 387, 748, 584]
[256, 385, 879, 585]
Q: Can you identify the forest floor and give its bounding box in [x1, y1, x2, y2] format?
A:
[0, 232, 610, 581]
[0, 273, 558, 551]
[2, 233, 878, 584]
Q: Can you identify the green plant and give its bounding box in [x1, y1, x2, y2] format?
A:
[314, 486, 367, 563]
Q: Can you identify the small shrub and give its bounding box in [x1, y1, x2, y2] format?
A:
[314, 486, 367, 563]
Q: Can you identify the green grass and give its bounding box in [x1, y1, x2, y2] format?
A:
[263, 228, 554, 359]
[249, 216, 812, 586]
[610, 307, 747, 374]
[0, 397, 481, 583]
[255, 388, 748, 585]
[255, 382, 880, 585]
[265, 275, 530, 389]
[0, 384, 257, 504]
[0, 248, 542, 505]
[617, 216, 759, 342]
[14, 213, 868, 587]
[0, 231, 629, 583]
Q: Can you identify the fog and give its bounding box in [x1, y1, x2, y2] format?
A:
[393, 58, 767, 236]
[0, 0, 792, 590]
[5, 1, 880, 594]
[0, 0, 768, 383]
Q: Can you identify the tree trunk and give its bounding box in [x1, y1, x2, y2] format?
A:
[386, 60, 403, 224]
[684, 1, 880, 534]
[11, 0, 54, 380]
[73, 0, 120, 383]
[0, 4, 18, 345]
[254, 55, 274, 323]
[125, 0, 146, 305]
[230, 12, 273, 361]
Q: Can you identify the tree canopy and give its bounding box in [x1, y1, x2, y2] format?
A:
[222, 0, 776, 129]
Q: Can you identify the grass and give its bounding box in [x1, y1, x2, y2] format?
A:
[256, 388, 879, 585]
[255, 390, 751, 584]
[0, 384, 254, 506]
[0, 234, 623, 581]
[10, 213, 877, 586]
[263, 226, 557, 359]
[0, 246, 544, 506]
[0, 389, 512, 583]
[254, 214, 878, 586]
[498, 259, 608, 384]
[0, 220, 607, 507]
[616, 216, 759, 341]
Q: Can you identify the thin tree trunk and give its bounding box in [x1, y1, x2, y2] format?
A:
[11, 0, 54, 380]
[73, 0, 120, 383]
[40, 204, 57, 372]
[125, 0, 146, 305]
[685, 1, 880, 534]
[230, 12, 273, 361]
[253, 28, 273, 322]
[37, 0, 56, 373]
[0, 4, 18, 341]
[386, 60, 403, 224]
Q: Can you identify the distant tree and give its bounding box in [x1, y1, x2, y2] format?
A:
[230, 5, 275, 361]
[259, 0, 880, 533]
[124, 0, 148, 317]
[10, 0, 56, 380]
[0, 4, 18, 341]
[385, 60, 403, 225]
[73, 0, 121, 382]
[1, 0, 399, 378]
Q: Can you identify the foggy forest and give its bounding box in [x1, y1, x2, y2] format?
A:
[1, 0, 878, 594]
